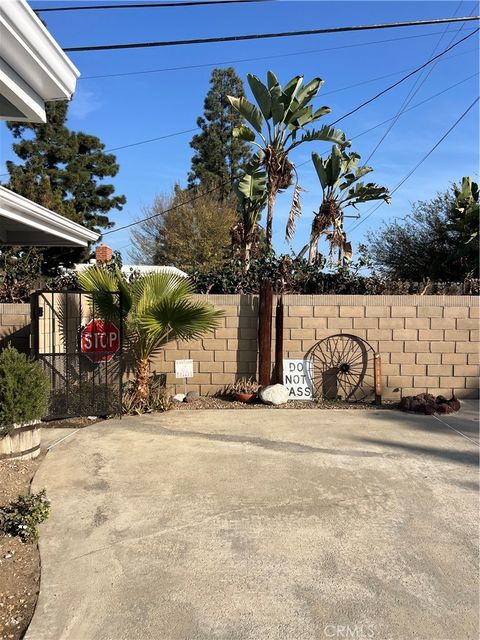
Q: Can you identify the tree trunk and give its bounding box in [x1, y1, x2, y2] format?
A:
[308, 238, 317, 265]
[266, 191, 276, 248]
[273, 296, 284, 384]
[242, 240, 252, 273]
[134, 358, 150, 404]
[258, 279, 273, 387]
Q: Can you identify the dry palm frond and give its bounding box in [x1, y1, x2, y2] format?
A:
[230, 222, 244, 246]
[285, 182, 305, 241]
[264, 145, 294, 193]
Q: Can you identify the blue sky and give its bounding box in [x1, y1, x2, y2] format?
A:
[2, 0, 479, 262]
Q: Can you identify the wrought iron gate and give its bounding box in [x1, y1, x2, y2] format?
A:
[31, 290, 123, 419]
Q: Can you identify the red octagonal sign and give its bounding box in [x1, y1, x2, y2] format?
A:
[81, 319, 120, 363]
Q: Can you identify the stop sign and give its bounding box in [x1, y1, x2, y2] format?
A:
[81, 319, 120, 363]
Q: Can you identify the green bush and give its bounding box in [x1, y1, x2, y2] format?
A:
[0, 489, 50, 543]
[0, 346, 51, 435]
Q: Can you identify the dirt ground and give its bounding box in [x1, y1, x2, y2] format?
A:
[0, 459, 41, 640]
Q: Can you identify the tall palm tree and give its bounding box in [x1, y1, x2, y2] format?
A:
[228, 71, 350, 247]
[78, 268, 222, 403]
[303, 147, 391, 265]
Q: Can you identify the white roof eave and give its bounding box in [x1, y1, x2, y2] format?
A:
[0, 186, 100, 247]
[0, 0, 80, 103]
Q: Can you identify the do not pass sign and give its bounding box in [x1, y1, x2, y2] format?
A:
[81, 319, 120, 363]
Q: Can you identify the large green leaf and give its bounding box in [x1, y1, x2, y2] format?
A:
[295, 78, 323, 108]
[341, 182, 391, 207]
[311, 106, 331, 122]
[283, 75, 303, 98]
[233, 124, 256, 142]
[237, 168, 267, 201]
[227, 96, 263, 133]
[267, 71, 280, 90]
[330, 145, 342, 188]
[311, 152, 328, 191]
[247, 74, 272, 121]
[269, 85, 285, 125]
[289, 125, 350, 150]
[339, 166, 373, 191]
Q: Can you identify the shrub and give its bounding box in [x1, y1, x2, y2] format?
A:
[0, 489, 51, 543]
[122, 373, 172, 415]
[0, 346, 51, 436]
[189, 253, 479, 295]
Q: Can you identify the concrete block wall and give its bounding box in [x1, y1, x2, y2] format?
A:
[0, 303, 31, 353]
[1, 296, 478, 401]
[153, 294, 479, 400]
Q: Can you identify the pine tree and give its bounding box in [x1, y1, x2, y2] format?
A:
[188, 67, 251, 199]
[4, 101, 126, 272]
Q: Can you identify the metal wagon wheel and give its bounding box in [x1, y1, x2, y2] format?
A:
[308, 333, 376, 402]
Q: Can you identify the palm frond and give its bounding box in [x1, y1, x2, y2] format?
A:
[285, 182, 305, 242]
[77, 266, 126, 323]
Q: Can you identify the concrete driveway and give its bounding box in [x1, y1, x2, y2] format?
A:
[27, 405, 479, 640]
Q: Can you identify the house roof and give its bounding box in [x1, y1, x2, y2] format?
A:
[74, 263, 188, 278]
[0, 186, 100, 247]
[0, 0, 80, 123]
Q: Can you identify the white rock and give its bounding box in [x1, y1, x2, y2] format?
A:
[173, 393, 186, 403]
[259, 384, 289, 406]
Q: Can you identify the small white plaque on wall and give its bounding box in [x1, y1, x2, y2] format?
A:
[175, 359, 194, 378]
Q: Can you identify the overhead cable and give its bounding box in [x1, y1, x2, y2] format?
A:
[347, 96, 480, 234]
[63, 16, 479, 52]
[34, 0, 274, 11]
[330, 27, 478, 125]
[79, 28, 476, 79]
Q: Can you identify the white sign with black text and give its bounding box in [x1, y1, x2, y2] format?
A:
[175, 359, 194, 379]
[283, 359, 314, 400]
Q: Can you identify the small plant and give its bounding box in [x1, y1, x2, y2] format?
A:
[229, 377, 259, 395]
[0, 490, 51, 543]
[122, 373, 172, 415]
[0, 346, 50, 436]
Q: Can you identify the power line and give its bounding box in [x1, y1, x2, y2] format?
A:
[106, 128, 197, 152]
[3, 68, 475, 181]
[322, 47, 475, 97]
[33, 0, 273, 11]
[79, 28, 476, 80]
[330, 27, 478, 125]
[104, 84, 479, 238]
[350, 73, 478, 141]
[3, 69, 474, 182]
[295, 71, 479, 169]
[63, 16, 479, 52]
[347, 96, 480, 234]
[363, 1, 471, 164]
[103, 183, 227, 235]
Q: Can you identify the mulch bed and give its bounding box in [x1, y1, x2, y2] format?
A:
[0, 459, 41, 640]
[172, 396, 398, 410]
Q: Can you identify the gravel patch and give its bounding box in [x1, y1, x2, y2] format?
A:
[172, 396, 398, 410]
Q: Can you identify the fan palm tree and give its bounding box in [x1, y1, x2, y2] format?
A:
[304, 146, 391, 264]
[78, 268, 222, 403]
[227, 71, 350, 247]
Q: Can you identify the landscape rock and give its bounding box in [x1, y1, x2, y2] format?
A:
[185, 391, 200, 403]
[172, 394, 186, 403]
[259, 384, 289, 406]
[399, 392, 460, 415]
